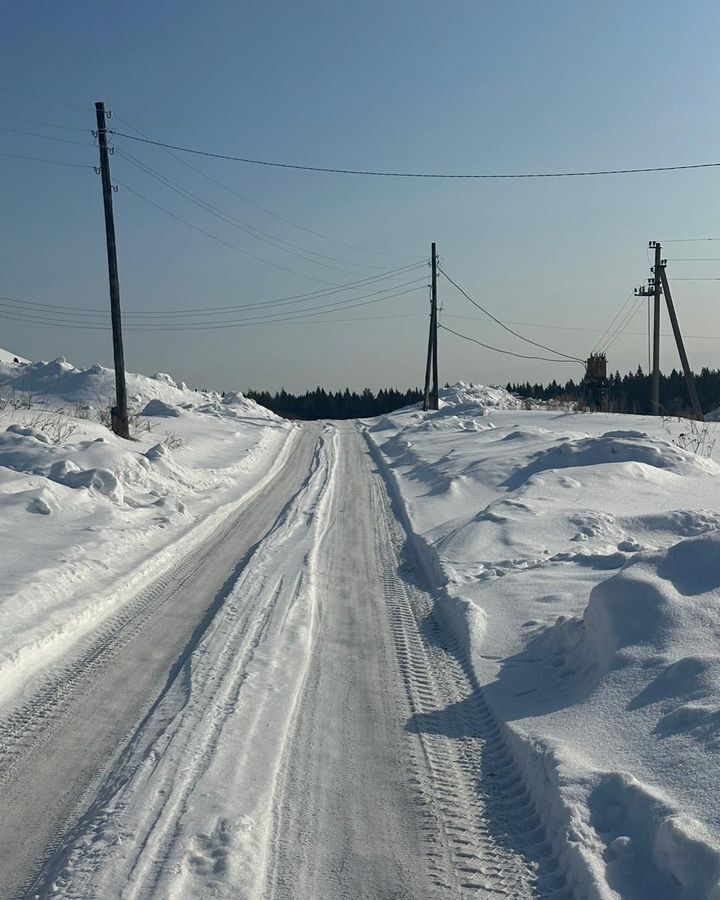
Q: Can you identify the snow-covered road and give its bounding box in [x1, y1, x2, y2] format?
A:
[0, 426, 319, 898]
[266, 427, 550, 899]
[2, 423, 559, 899]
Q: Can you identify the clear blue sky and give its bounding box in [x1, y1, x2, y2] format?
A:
[2, 0, 720, 392]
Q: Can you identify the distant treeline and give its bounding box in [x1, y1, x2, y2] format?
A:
[246, 386, 423, 420]
[508, 366, 720, 416]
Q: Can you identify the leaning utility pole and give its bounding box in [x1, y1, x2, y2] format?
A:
[95, 101, 130, 439]
[657, 262, 704, 420]
[422, 243, 439, 411]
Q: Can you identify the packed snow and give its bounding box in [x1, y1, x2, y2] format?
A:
[3, 364, 720, 898]
[0, 350, 293, 703]
[367, 382, 720, 899]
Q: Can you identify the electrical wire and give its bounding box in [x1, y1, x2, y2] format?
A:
[0, 285, 425, 331]
[0, 151, 94, 169]
[600, 298, 642, 352]
[0, 85, 87, 110]
[603, 297, 645, 351]
[116, 178, 341, 287]
[0, 115, 89, 132]
[0, 264, 424, 318]
[111, 131, 720, 180]
[438, 267, 584, 362]
[444, 314, 608, 335]
[0, 275, 426, 324]
[0, 125, 94, 148]
[439, 324, 585, 364]
[113, 113, 416, 263]
[591, 292, 635, 354]
[114, 148, 383, 277]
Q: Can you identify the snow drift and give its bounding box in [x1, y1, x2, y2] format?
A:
[0, 348, 292, 701]
[367, 383, 720, 898]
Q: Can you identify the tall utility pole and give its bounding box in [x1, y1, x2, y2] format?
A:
[635, 241, 704, 420]
[651, 241, 662, 415]
[430, 242, 439, 409]
[634, 241, 662, 414]
[657, 263, 704, 420]
[422, 243, 439, 411]
[95, 101, 130, 439]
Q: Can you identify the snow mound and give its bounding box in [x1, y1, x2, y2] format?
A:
[197, 390, 284, 422]
[151, 372, 179, 388]
[142, 399, 182, 418]
[536, 530, 720, 678]
[502, 531, 720, 897]
[439, 382, 522, 414]
[505, 430, 718, 489]
[0, 426, 154, 505]
[0, 355, 200, 411]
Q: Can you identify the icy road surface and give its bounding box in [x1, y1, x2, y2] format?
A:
[2, 425, 561, 899]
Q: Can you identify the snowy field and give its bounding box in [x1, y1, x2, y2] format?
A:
[367, 385, 720, 899]
[2, 348, 720, 899]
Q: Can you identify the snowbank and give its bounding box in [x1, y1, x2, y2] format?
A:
[367, 384, 720, 898]
[0, 348, 292, 701]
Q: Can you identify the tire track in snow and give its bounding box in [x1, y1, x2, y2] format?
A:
[367, 429, 574, 899]
[0, 427, 322, 899]
[264, 428, 562, 899]
[28, 425, 338, 900]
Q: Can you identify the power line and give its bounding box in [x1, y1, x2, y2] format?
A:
[0, 85, 87, 110]
[443, 312, 720, 342]
[662, 237, 720, 243]
[438, 267, 584, 362]
[114, 148, 383, 277]
[0, 264, 424, 318]
[0, 285, 425, 331]
[0, 151, 94, 169]
[116, 178, 340, 287]
[591, 292, 635, 354]
[0, 275, 426, 324]
[0, 125, 94, 148]
[603, 297, 645, 351]
[444, 313, 611, 335]
[113, 113, 416, 262]
[439, 324, 585, 364]
[0, 115, 89, 132]
[112, 130, 720, 180]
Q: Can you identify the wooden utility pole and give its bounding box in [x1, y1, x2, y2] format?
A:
[651, 241, 662, 415]
[657, 263, 704, 420]
[430, 242, 439, 409]
[422, 274, 433, 410]
[635, 241, 663, 414]
[422, 243, 439, 411]
[95, 101, 130, 439]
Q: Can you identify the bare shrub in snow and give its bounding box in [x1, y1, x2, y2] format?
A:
[128, 411, 155, 438]
[0, 388, 34, 414]
[22, 408, 79, 443]
[162, 430, 184, 451]
[73, 401, 91, 420]
[671, 419, 717, 458]
[97, 399, 156, 439]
